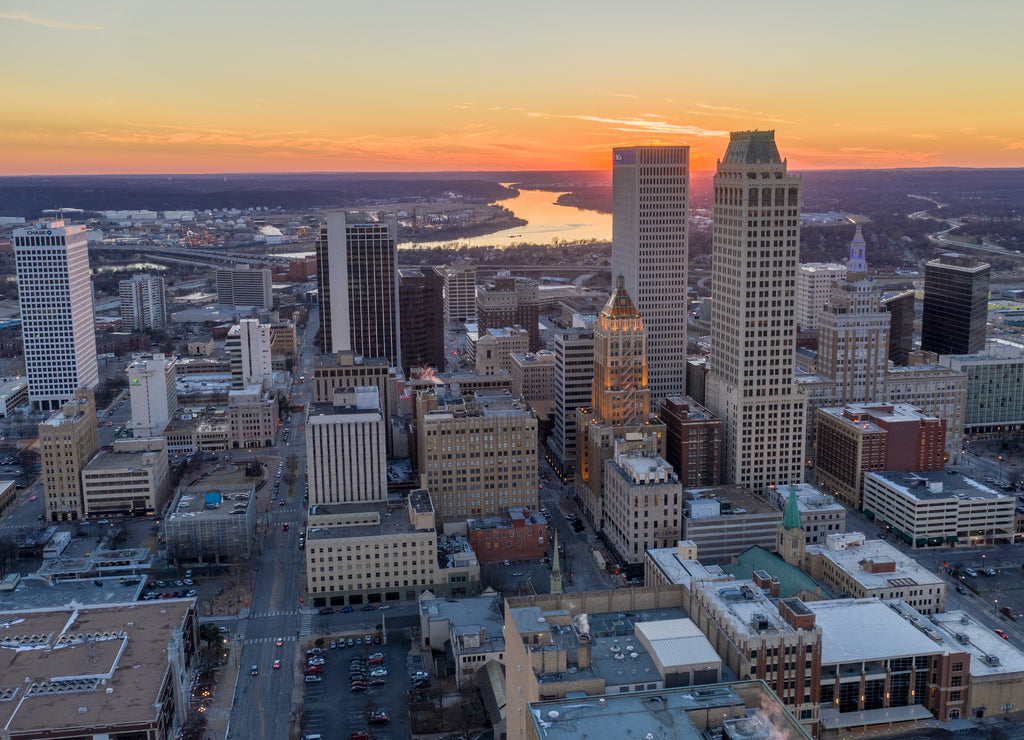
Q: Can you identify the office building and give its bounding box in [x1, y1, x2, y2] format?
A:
[81, 437, 169, 518]
[14, 221, 99, 411]
[805, 533, 946, 613]
[476, 275, 541, 352]
[611, 144, 689, 402]
[227, 384, 279, 448]
[39, 389, 99, 521]
[474, 326, 529, 376]
[466, 508, 549, 563]
[416, 388, 538, 521]
[398, 266, 444, 375]
[603, 442, 682, 563]
[660, 396, 722, 488]
[127, 353, 177, 437]
[0, 601, 198, 740]
[435, 262, 477, 325]
[814, 403, 946, 509]
[509, 351, 555, 402]
[545, 316, 594, 481]
[705, 131, 805, 490]
[864, 470, 1015, 548]
[119, 273, 168, 331]
[922, 253, 990, 355]
[680, 485, 783, 564]
[316, 212, 401, 367]
[305, 490, 481, 607]
[313, 350, 391, 407]
[796, 262, 845, 331]
[882, 289, 915, 365]
[215, 265, 273, 308]
[306, 387, 387, 505]
[939, 345, 1024, 435]
[0, 376, 29, 417]
[227, 318, 273, 389]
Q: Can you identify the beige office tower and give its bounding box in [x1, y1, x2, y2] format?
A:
[705, 131, 805, 490]
[611, 145, 689, 404]
[39, 389, 99, 521]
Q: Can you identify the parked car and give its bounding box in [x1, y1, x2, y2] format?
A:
[304, 674, 322, 683]
[964, 567, 978, 577]
[996, 629, 1010, 640]
[330, 641, 337, 649]
[341, 606, 353, 613]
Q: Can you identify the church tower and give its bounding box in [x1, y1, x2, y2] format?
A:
[777, 484, 807, 568]
[549, 530, 563, 594]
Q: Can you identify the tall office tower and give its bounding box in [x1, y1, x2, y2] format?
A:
[591, 275, 650, 424]
[796, 262, 845, 330]
[434, 262, 476, 325]
[14, 221, 99, 411]
[611, 144, 689, 403]
[119, 273, 168, 331]
[922, 252, 990, 355]
[128, 353, 178, 437]
[476, 276, 541, 352]
[398, 267, 444, 375]
[416, 388, 538, 521]
[227, 319, 273, 389]
[816, 227, 890, 402]
[705, 131, 805, 490]
[316, 212, 401, 367]
[306, 387, 388, 505]
[660, 396, 723, 488]
[545, 314, 595, 481]
[39, 389, 98, 521]
[215, 266, 273, 309]
[881, 289, 915, 365]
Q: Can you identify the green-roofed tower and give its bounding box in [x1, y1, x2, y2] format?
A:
[777, 483, 807, 569]
[782, 483, 802, 530]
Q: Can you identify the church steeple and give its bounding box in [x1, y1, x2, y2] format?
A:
[783, 483, 802, 530]
[847, 225, 868, 281]
[778, 484, 807, 569]
[549, 530, 563, 594]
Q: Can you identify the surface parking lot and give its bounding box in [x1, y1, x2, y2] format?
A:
[303, 632, 413, 740]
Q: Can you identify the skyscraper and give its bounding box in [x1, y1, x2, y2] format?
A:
[398, 267, 444, 375]
[611, 144, 689, 403]
[215, 266, 273, 309]
[922, 252, 990, 355]
[14, 221, 99, 411]
[128, 353, 178, 437]
[434, 262, 476, 325]
[316, 212, 401, 367]
[119, 273, 168, 331]
[227, 319, 273, 389]
[705, 131, 805, 490]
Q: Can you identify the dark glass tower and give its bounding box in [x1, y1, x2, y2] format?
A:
[921, 253, 989, 355]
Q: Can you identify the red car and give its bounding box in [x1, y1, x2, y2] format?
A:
[303, 665, 323, 675]
[995, 629, 1010, 640]
[350, 732, 369, 740]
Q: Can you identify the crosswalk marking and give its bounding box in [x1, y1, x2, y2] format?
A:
[242, 635, 299, 645]
[248, 610, 300, 619]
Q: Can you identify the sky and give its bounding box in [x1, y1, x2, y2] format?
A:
[2, 0, 1023, 175]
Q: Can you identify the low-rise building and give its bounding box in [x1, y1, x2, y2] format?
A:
[419, 593, 505, 688]
[164, 484, 255, 561]
[680, 485, 782, 565]
[81, 437, 170, 518]
[863, 471, 1015, 548]
[644, 540, 734, 589]
[0, 376, 28, 417]
[474, 326, 529, 376]
[0, 600, 198, 740]
[466, 508, 548, 563]
[305, 490, 480, 607]
[227, 384, 278, 449]
[163, 416, 230, 454]
[763, 483, 846, 546]
[186, 334, 214, 356]
[805, 533, 946, 614]
[0, 479, 16, 522]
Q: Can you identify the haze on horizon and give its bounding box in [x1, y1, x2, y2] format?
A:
[3, 0, 1022, 176]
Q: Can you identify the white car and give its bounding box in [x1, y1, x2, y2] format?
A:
[370, 668, 388, 677]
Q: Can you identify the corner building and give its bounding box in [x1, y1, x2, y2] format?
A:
[705, 131, 805, 490]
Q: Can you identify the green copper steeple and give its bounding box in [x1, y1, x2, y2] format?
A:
[782, 484, 802, 530]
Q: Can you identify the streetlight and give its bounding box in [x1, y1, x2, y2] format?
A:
[995, 598, 999, 615]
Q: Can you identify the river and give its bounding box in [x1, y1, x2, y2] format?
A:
[276, 188, 611, 258]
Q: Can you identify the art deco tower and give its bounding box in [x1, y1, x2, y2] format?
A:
[611, 145, 689, 404]
[591, 275, 650, 425]
[705, 131, 805, 490]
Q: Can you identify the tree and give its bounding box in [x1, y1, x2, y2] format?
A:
[0, 536, 18, 576]
[199, 623, 222, 653]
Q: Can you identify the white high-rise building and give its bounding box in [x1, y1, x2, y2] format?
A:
[435, 262, 477, 325]
[705, 131, 805, 490]
[796, 262, 845, 330]
[215, 266, 273, 309]
[306, 386, 387, 505]
[545, 314, 595, 481]
[119, 273, 168, 331]
[14, 221, 99, 411]
[227, 319, 273, 389]
[128, 353, 178, 437]
[611, 145, 689, 403]
[316, 213, 401, 367]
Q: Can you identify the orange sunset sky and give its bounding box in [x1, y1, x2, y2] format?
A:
[2, 0, 1023, 175]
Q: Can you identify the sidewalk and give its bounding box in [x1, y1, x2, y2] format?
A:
[202, 640, 241, 740]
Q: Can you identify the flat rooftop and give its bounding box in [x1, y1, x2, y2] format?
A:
[646, 548, 731, 587]
[699, 581, 803, 640]
[932, 610, 1024, 677]
[686, 485, 778, 515]
[170, 485, 254, 518]
[85, 448, 162, 471]
[0, 600, 193, 734]
[765, 483, 845, 514]
[868, 470, 1009, 502]
[805, 537, 943, 591]
[0, 576, 145, 611]
[306, 503, 425, 540]
[807, 599, 949, 664]
[529, 682, 810, 740]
